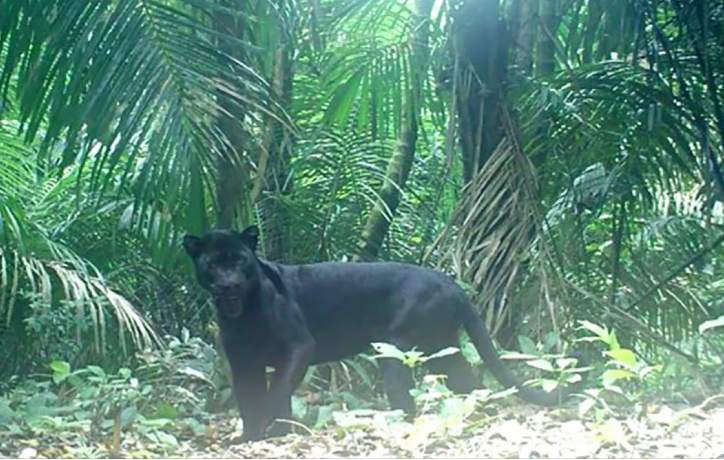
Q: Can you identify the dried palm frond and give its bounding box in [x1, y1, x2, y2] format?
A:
[428, 108, 562, 341]
[0, 247, 161, 354]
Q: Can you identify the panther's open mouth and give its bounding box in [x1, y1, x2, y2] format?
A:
[215, 295, 244, 318]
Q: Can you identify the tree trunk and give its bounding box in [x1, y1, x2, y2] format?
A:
[452, 0, 508, 183]
[527, 0, 558, 171]
[211, 0, 249, 392]
[214, 0, 248, 229]
[259, 5, 295, 262]
[506, 0, 538, 73]
[535, 0, 557, 76]
[518, 0, 538, 74]
[451, 0, 522, 347]
[353, 0, 433, 262]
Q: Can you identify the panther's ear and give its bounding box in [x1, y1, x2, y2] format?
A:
[239, 225, 259, 251]
[182, 235, 204, 258]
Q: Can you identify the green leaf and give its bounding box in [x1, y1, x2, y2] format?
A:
[604, 384, 625, 395]
[154, 403, 177, 420]
[518, 335, 537, 354]
[323, 68, 365, 127]
[50, 360, 71, 375]
[0, 399, 14, 425]
[314, 405, 334, 429]
[566, 374, 583, 384]
[578, 398, 597, 417]
[155, 431, 178, 448]
[608, 331, 621, 351]
[427, 347, 460, 361]
[140, 418, 173, 428]
[525, 359, 555, 373]
[501, 351, 539, 360]
[346, 359, 374, 389]
[461, 342, 481, 365]
[120, 406, 138, 429]
[541, 379, 559, 393]
[50, 361, 71, 384]
[556, 358, 578, 370]
[699, 316, 724, 334]
[602, 369, 635, 386]
[79, 387, 99, 401]
[86, 366, 106, 379]
[577, 321, 610, 343]
[543, 331, 559, 352]
[605, 349, 637, 368]
[291, 396, 308, 421]
[371, 342, 407, 361]
[184, 417, 206, 436]
[403, 350, 425, 367]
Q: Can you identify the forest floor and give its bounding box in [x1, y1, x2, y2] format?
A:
[3, 396, 723, 459]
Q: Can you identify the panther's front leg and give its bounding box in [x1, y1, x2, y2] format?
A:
[229, 359, 268, 443]
[265, 340, 315, 437]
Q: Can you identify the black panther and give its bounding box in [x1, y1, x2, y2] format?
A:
[183, 226, 582, 442]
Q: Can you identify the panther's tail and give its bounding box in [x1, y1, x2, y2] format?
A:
[458, 300, 585, 406]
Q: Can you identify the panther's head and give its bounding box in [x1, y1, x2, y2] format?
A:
[183, 226, 260, 318]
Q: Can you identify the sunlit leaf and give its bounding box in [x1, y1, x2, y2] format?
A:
[699, 316, 724, 334]
[525, 359, 555, 373]
[578, 397, 597, 417]
[605, 349, 637, 368]
[541, 379, 559, 393]
[426, 347, 460, 361]
[602, 369, 635, 386]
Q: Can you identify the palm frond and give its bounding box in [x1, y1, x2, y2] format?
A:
[431, 119, 554, 339]
[0, 126, 160, 355]
[0, 0, 284, 250]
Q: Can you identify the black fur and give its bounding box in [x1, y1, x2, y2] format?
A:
[183, 227, 582, 442]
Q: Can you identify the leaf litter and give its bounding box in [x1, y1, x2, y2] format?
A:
[1, 399, 723, 458]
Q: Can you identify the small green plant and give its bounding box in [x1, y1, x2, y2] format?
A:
[576, 321, 661, 413]
[496, 331, 589, 397]
[49, 360, 152, 438]
[22, 292, 92, 366]
[0, 331, 221, 456]
[369, 341, 514, 449]
[371, 342, 460, 371]
[572, 321, 663, 448]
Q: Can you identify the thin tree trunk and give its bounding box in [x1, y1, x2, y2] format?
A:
[215, 0, 247, 229]
[529, 0, 556, 170]
[506, 0, 537, 74]
[535, 0, 557, 76]
[260, 4, 295, 262]
[353, 0, 433, 262]
[518, 0, 538, 74]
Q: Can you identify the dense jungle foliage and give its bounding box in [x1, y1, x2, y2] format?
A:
[0, 0, 723, 457]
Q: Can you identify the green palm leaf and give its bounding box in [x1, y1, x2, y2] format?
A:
[0, 0, 283, 251]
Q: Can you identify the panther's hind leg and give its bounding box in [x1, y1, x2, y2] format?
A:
[426, 352, 480, 394]
[378, 336, 417, 416]
[379, 358, 416, 416]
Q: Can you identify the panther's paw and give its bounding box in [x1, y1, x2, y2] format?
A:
[266, 420, 292, 438]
